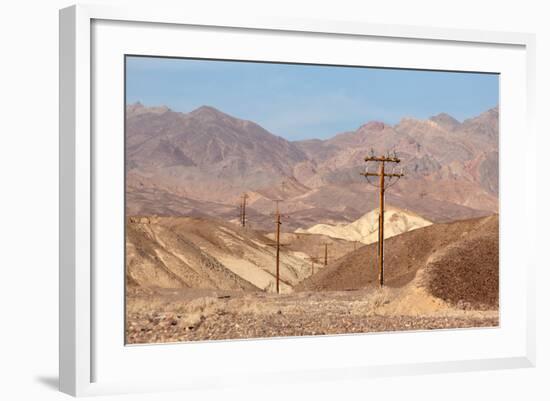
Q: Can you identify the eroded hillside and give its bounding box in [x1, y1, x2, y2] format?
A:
[296, 215, 499, 310]
[126, 216, 314, 293]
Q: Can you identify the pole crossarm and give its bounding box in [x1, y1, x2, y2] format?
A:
[364, 155, 401, 163]
[361, 172, 404, 178]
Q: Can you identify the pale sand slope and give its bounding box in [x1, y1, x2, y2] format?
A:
[126, 216, 312, 294]
[295, 206, 432, 244]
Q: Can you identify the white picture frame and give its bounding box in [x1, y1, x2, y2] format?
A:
[59, 4, 536, 397]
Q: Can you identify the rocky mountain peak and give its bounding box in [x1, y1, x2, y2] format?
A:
[188, 105, 232, 121]
[429, 113, 460, 131]
[459, 105, 499, 140]
[358, 121, 386, 131]
[126, 102, 171, 117]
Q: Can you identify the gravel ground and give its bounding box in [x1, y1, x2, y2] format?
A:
[126, 289, 498, 344]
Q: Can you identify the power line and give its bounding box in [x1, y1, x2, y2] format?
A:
[361, 151, 404, 287]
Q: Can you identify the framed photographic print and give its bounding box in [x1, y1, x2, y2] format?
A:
[59, 4, 536, 397]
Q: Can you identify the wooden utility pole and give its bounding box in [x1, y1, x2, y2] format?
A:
[306, 256, 319, 276]
[239, 193, 249, 227]
[361, 153, 404, 287]
[267, 199, 288, 294]
[275, 211, 281, 293]
[266, 227, 289, 294]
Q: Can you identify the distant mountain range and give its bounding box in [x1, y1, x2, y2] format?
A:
[126, 102, 498, 230]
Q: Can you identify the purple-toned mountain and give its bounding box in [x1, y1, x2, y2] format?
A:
[429, 113, 460, 131]
[127, 103, 307, 202]
[293, 107, 498, 212]
[126, 103, 499, 230]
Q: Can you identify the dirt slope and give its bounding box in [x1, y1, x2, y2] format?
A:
[265, 231, 360, 265]
[126, 216, 312, 293]
[296, 215, 499, 309]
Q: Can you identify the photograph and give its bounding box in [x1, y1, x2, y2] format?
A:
[124, 56, 499, 344]
[1, 0, 544, 399]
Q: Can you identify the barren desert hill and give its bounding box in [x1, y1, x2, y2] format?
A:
[126, 215, 313, 293]
[125, 181, 239, 218]
[294, 107, 497, 193]
[429, 112, 461, 131]
[264, 231, 362, 265]
[295, 206, 432, 244]
[295, 214, 499, 309]
[125, 214, 499, 344]
[126, 216, 257, 291]
[126, 103, 307, 198]
[126, 103, 499, 225]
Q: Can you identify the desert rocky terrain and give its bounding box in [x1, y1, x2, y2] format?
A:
[126, 215, 499, 344]
[126, 288, 498, 344]
[125, 103, 499, 344]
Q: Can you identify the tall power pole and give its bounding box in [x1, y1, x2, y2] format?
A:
[268, 199, 287, 294]
[361, 152, 404, 287]
[239, 193, 249, 227]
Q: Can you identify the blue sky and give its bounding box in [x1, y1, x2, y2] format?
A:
[126, 56, 499, 141]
